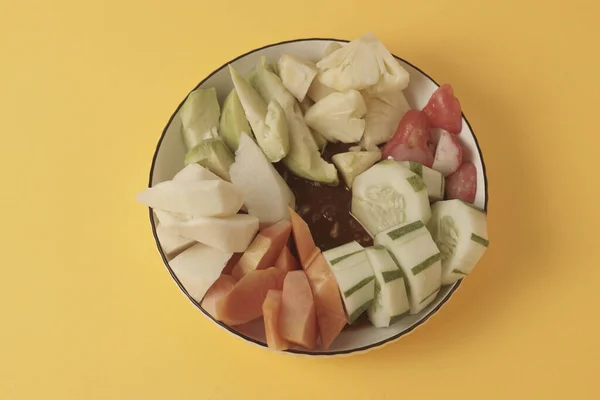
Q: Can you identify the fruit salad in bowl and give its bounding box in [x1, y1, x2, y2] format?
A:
[137, 33, 488, 355]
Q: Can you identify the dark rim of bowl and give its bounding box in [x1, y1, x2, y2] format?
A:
[147, 37, 489, 356]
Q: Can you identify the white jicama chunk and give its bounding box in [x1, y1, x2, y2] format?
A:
[169, 243, 232, 302]
[179, 88, 221, 151]
[316, 33, 410, 94]
[427, 200, 488, 285]
[365, 245, 410, 327]
[172, 164, 220, 182]
[360, 90, 411, 150]
[230, 133, 294, 227]
[351, 160, 431, 236]
[375, 221, 442, 314]
[399, 161, 445, 202]
[323, 243, 375, 324]
[135, 179, 243, 218]
[277, 54, 318, 102]
[431, 131, 463, 176]
[229, 65, 289, 162]
[155, 210, 259, 253]
[332, 151, 381, 189]
[155, 223, 195, 258]
[305, 90, 367, 143]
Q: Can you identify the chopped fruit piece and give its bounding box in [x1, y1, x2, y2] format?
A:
[201, 274, 237, 318]
[445, 161, 477, 203]
[262, 290, 289, 350]
[289, 207, 320, 268]
[305, 254, 347, 349]
[383, 144, 434, 167]
[274, 245, 300, 273]
[216, 268, 285, 326]
[169, 243, 232, 303]
[279, 271, 318, 349]
[432, 131, 463, 176]
[387, 110, 431, 149]
[232, 220, 292, 280]
[423, 84, 462, 134]
[381, 110, 434, 167]
[222, 253, 243, 275]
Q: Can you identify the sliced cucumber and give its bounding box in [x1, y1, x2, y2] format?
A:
[399, 161, 445, 202]
[427, 200, 488, 285]
[322, 240, 363, 262]
[351, 160, 431, 236]
[374, 221, 442, 314]
[323, 242, 375, 324]
[365, 245, 410, 327]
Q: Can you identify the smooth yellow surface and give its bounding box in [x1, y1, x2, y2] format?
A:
[1, 0, 599, 398]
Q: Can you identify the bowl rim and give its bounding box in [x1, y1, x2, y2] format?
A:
[147, 37, 489, 356]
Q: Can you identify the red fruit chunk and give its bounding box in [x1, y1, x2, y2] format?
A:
[432, 131, 463, 176]
[423, 84, 462, 134]
[383, 143, 434, 167]
[383, 110, 431, 150]
[445, 161, 477, 203]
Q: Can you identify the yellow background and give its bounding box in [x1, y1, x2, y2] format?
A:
[1, 0, 599, 398]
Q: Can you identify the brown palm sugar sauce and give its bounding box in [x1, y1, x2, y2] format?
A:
[276, 143, 374, 252]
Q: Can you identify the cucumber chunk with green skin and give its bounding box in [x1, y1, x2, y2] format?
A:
[184, 139, 234, 181]
[251, 61, 338, 185]
[365, 246, 410, 327]
[332, 151, 381, 189]
[179, 88, 221, 151]
[323, 242, 375, 324]
[351, 160, 431, 236]
[427, 200, 488, 285]
[229, 65, 289, 162]
[219, 89, 252, 152]
[322, 241, 363, 263]
[375, 221, 442, 314]
[399, 161, 445, 202]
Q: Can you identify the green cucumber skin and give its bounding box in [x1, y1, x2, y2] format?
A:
[408, 162, 423, 177]
[348, 299, 374, 324]
[344, 276, 375, 298]
[406, 175, 427, 192]
[452, 269, 468, 276]
[440, 176, 445, 199]
[471, 233, 489, 247]
[386, 221, 425, 240]
[411, 252, 442, 275]
[382, 269, 403, 283]
[330, 249, 364, 265]
[419, 287, 440, 304]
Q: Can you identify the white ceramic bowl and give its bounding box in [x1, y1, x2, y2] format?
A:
[148, 38, 488, 356]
